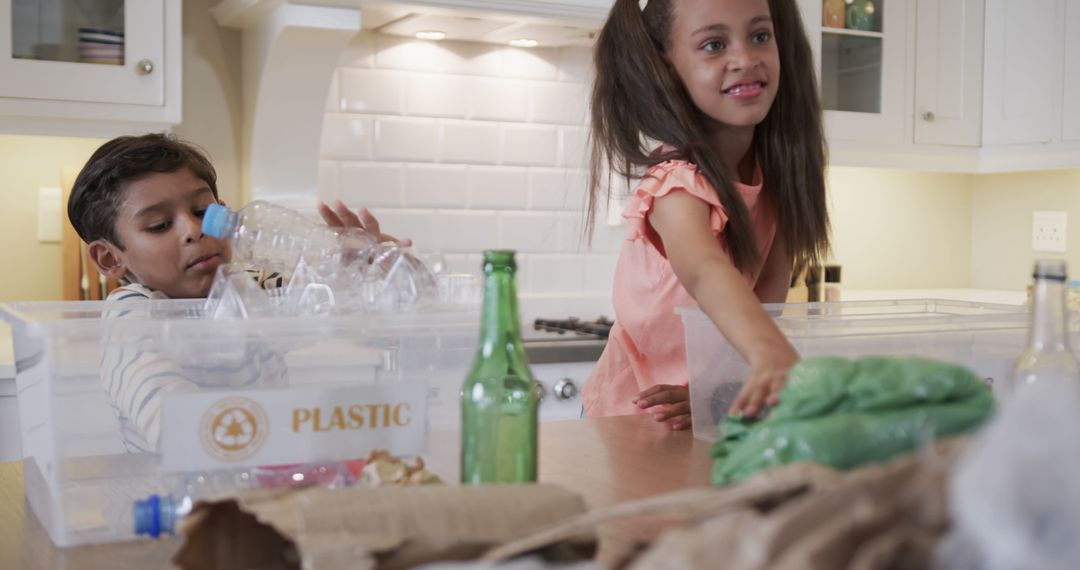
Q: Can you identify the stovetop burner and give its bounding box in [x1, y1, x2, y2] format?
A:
[533, 317, 613, 339]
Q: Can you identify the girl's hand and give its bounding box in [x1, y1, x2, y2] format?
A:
[318, 200, 412, 246]
[728, 350, 799, 419]
[634, 384, 691, 431]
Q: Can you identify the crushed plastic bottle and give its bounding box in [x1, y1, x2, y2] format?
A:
[202, 202, 445, 316]
[202, 201, 379, 275]
[134, 461, 361, 538]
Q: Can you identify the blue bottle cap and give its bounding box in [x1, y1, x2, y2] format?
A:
[133, 494, 162, 538]
[202, 203, 230, 238]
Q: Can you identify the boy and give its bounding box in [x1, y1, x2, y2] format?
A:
[69, 133, 393, 451]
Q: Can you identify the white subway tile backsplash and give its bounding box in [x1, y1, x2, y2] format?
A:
[557, 47, 593, 84]
[340, 69, 405, 115]
[374, 208, 437, 247]
[589, 221, 627, 253]
[441, 121, 501, 164]
[404, 164, 468, 208]
[584, 253, 619, 291]
[500, 212, 559, 252]
[407, 74, 471, 118]
[529, 168, 587, 211]
[502, 125, 558, 166]
[339, 162, 404, 208]
[560, 127, 588, 168]
[556, 212, 587, 253]
[322, 34, 619, 312]
[529, 255, 586, 293]
[434, 210, 500, 253]
[501, 47, 560, 81]
[317, 161, 339, 203]
[321, 115, 373, 160]
[530, 82, 589, 125]
[469, 167, 528, 209]
[374, 117, 439, 161]
[443, 253, 485, 277]
[469, 78, 529, 122]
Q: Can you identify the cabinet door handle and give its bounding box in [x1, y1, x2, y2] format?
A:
[136, 59, 155, 76]
[922, 111, 936, 123]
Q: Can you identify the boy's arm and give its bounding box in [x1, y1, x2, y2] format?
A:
[649, 191, 799, 418]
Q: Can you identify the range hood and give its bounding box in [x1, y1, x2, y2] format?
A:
[211, 0, 608, 203]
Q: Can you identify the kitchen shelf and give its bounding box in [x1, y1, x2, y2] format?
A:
[823, 27, 885, 40]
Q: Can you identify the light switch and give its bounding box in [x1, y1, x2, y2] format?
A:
[37, 187, 61, 243]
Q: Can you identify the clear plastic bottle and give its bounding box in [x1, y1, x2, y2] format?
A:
[202, 201, 378, 275]
[134, 461, 358, 538]
[1011, 260, 1080, 395]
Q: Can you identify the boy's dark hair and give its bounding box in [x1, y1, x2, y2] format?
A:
[68, 133, 219, 248]
[588, 0, 830, 273]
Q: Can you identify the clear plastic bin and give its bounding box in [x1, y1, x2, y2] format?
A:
[0, 298, 478, 547]
[678, 299, 1029, 442]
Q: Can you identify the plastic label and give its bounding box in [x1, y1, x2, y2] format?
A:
[160, 383, 427, 473]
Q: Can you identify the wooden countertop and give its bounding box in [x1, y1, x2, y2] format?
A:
[0, 415, 713, 569]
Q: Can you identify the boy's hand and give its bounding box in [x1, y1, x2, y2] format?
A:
[728, 353, 798, 419]
[318, 200, 411, 246]
[633, 384, 691, 431]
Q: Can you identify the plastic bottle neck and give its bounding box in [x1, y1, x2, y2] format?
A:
[1029, 276, 1070, 351]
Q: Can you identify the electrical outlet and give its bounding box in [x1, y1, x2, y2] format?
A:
[1032, 211, 1068, 253]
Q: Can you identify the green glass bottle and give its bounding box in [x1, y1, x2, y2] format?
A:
[460, 250, 539, 484]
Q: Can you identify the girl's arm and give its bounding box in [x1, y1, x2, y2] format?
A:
[650, 191, 799, 418]
[753, 230, 793, 304]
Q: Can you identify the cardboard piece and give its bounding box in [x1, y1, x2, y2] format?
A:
[174, 484, 591, 570]
[488, 439, 965, 570]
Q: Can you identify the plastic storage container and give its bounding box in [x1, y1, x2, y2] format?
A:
[679, 299, 1029, 442]
[0, 298, 477, 547]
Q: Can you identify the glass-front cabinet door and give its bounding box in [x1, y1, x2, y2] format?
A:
[802, 0, 908, 144]
[1, 0, 164, 106]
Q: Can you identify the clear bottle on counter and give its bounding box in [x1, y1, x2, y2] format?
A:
[202, 201, 379, 275]
[460, 250, 539, 484]
[1011, 260, 1080, 396]
[134, 461, 357, 539]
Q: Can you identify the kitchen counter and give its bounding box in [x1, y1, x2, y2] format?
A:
[0, 414, 712, 570]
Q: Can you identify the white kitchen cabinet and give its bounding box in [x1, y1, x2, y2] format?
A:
[913, 0, 983, 146]
[1063, 0, 1080, 142]
[981, 0, 1058, 146]
[0, 0, 181, 134]
[801, 0, 910, 144]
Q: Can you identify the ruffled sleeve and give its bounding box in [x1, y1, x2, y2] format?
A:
[623, 160, 729, 252]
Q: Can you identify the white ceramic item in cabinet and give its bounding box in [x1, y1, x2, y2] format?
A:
[801, 0, 909, 145]
[981, 0, 1058, 146]
[913, 0, 984, 146]
[1063, 0, 1080, 142]
[0, 0, 181, 132]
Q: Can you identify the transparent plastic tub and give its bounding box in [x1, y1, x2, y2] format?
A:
[0, 298, 478, 547]
[678, 299, 1029, 442]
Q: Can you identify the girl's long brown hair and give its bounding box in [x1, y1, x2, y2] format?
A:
[587, 0, 830, 273]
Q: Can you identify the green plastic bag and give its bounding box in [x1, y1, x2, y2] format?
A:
[710, 356, 995, 485]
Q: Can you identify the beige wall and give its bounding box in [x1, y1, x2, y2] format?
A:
[970, 169, 1080, 291]
[0, 135, 105, 301]
[827, 167, 974, 290]
[0, 0, 242, 302]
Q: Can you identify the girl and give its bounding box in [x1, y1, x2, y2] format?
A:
[582, 0, 830, 430]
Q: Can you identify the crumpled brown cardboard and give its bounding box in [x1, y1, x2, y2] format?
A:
[487, 439, 965, 570]
[174, 484, 592, 570]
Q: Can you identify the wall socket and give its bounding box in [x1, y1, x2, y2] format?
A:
[1032, 211, 1068, 253]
